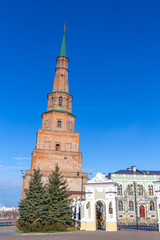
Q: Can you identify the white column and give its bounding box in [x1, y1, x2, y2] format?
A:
[105, 189, 117, 231]
[154, 180, 160, 232]
[157, 198, 160, 224]
[80, 201, 86, 230]
[76, 200, 80, 221]
[112, 195, 117, 223]
[105, 198, 109, 222]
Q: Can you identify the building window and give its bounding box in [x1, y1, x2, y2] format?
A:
[57, 121, 61, 127]
[67, 99, 69, 108]
[59, 97, 62, 106]
[127, 184, 133, 195]
[55, 144, 60, 151]
[148, 185, 153, 195]
[118, 201, 123, 211]
[62, 59, 64, 66]
[51, 97, 54, 107]
[150, 201, 155, 211]
[129, 201, 134, 211]
[117, 184, 122, 195]
[138, 184, 143, 196]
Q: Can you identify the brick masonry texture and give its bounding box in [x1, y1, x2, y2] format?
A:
[47, 92, 72, 113]
[53, 57, 69, 93]
[42, 112, 75, 133]
[22, 48, 87, 199]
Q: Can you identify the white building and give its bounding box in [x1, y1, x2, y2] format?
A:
[73, 169, 160, 232]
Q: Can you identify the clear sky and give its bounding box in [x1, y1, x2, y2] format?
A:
[0, 0, 160, 207]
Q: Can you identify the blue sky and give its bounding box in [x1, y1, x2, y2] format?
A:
[0, 0, 160, 207]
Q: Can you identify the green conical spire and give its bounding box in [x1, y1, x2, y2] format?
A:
[59, 26, 66, 57]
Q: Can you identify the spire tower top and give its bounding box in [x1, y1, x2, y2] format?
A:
[59, 26, 66, 57]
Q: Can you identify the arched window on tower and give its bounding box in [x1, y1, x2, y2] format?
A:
[118, 201, 123, 211]
[59, 97, 62, 106]
[55, 144, 60, 151]
[57, 121, 61, 128]
[150, 201, 155, 211]
[129, 201, 134, 211]
[62, 59, 64, 66]
[67, 99, 69, 108]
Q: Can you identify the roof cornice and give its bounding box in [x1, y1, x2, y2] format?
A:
[42, 109, 76, 117]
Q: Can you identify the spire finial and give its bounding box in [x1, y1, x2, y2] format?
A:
[59, 27, 66, 57]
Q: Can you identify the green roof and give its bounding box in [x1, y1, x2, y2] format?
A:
[59, 31, 66, 57]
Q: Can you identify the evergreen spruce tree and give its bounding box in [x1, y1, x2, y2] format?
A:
[18, 169, 49, 232]
[47, 164, 72, 230]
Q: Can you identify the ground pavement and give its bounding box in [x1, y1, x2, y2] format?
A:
[0, 226, 160, 240]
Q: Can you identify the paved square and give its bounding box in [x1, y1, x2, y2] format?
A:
[0, 226, 160, 240]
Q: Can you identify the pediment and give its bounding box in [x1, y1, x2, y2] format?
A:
[88, 172, 111, 183]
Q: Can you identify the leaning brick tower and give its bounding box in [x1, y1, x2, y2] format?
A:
[22, 28, 87, 199]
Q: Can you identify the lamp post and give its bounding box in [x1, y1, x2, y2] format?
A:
[77, 172, 84, 201]
[133, 181, 138, 229]
[77, 172, 92, 201]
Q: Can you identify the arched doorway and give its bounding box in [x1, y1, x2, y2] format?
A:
[139, 205, 145, 218]
[96, 201, 106, 230]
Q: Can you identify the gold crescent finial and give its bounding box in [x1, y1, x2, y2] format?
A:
[64, 24, 66, 33]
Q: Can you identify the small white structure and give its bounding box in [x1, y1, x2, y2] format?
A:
[80, 173, 117, 231]
[154, 179, 160, 232]
[0, 207, 17, 212]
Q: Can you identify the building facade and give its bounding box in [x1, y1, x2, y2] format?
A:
[110, 166, 160, 228]
[22, 29, 87, 199]
[73, 166, 160, 232]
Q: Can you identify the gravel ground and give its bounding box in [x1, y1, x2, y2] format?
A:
[0, 226, 160, 240]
